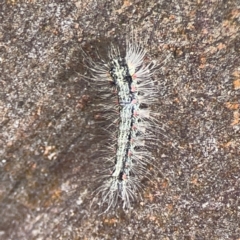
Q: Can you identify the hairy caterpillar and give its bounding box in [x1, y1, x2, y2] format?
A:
[82, 39, 158, 212]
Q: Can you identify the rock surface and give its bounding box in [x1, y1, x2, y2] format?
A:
[0, 0, 239, 239]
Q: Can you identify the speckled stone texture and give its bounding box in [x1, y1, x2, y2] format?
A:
[0, 0, 239, 239]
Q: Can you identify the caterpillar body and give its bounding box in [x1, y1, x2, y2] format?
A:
[82, 40, 158, 212]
